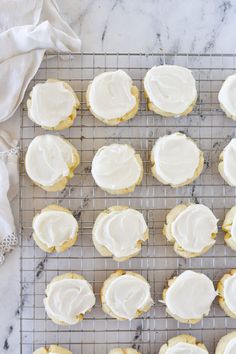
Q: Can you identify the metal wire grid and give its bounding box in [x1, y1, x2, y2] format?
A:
[20, 53, 236, 354]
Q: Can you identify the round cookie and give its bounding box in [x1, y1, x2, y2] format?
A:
[32, 204, 78, 253]
[219, 138, 236, 186]
[44, 273, 96, 325]
[109, 349, 141, 354]
[218, 73, 236, 121]
[33, 345, 72, 354]
[162, 270, 217, 324]
[151, 132, 204, 188]
[222, 206, 236, 251]
[217, 269, 236, 318]
[27, 79, 80, 130]
[91, 144, 143, 194]
[92, 206, 148, 262]
[215, 331, 236, 354]
[159, 335, 208, 354]
[86, 70, 139, 125]
[144, 65, 197, 117]
[163, 204, 218, 258]
[101, 270, 153, 320]
[25, 134, 80, 192]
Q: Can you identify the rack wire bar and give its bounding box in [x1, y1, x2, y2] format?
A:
[20, 53, 236, 354]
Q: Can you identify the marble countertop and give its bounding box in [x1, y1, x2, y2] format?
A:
[1, 0, 236, 353]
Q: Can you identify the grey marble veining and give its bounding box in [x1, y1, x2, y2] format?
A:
[1, 1, 236, 353]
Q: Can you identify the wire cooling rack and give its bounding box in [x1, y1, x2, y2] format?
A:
[20, 53, 236, 354]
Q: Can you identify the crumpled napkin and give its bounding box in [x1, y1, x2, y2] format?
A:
[0, 130, 19, 264]
[0, 0, 81, 122]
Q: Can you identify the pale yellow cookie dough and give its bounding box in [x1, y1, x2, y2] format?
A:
[159, 334, 208, 354]
[101, 270, 152, 320]
[92, 206, 149, 262]
[222, 206, 236, 251]
[86, 83, 139, 126]
[109, 348, 141, 354]
[32, 204, 78, 253]
[27, 79, 80, 131]
[33, 345, 72, 354]
[217, 269, 236, 318]
[44, 273, 95, 326]
[163, 204, 217, 258]
[215, 331, 236, 354]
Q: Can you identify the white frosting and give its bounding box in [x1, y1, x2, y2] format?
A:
[165, 270, 216, 320]
[105, 274, 153, 319]
[88, 70, 136, 119]
[171, 204, 218, 253]
[93, 208, 147, 258]
[91, 144, 142, 191]
[25, 135, 77, 186]
[152, 133, 201, 185]
[33, 209, 78, 248]
[219, 74, 236, 117]
[44, 278, 96, 324]
[225, 337, 236, 354]
[165, 343, 207, 354]
[28, 81, 78, 127]
[224, 273, 236, 314]
[221, 138, 236, 186]
[144, 65, 197, 115]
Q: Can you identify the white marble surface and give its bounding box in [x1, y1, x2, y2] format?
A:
[1, 0, 236, 353]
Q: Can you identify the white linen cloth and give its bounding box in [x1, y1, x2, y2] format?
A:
[0, 0, 81, 122]
[0, 131, 19, 264]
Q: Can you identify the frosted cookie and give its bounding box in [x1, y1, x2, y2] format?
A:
[101, 270, 153, 320]
[219, 139, 236, 186]
[92, 206, 148, 262]
[33, 345, 72, 354]
[109, 349, 140, 354]
[222, 206, 236, 251]
[162, 270, 216, 323]
[86, 70, 139, 125]
[32, 205, 78, 253]
[215, 331, 236, 354]
[144, 65, 197, 117]
[151, 132, 204, 188]
[218, 74, 236, 121]
[25, 134, 80, 192]
[217, 269, 236, 318]
[159, 335, 208, 354]
[27, 79, 80, 130]
[91, 144, 143, 194]
[163, 204, 218, 258]
[44, 273, 96, 325]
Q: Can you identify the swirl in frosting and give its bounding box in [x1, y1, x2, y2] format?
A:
[88, 70, 136, 119]
[104, 273, 153, 319]
[152, 133, 201, 186]
[25, 134, 78, 186]
[144, 65, 197, 115]
[165, 270, 216, 320]
[44, 277, 96, 324]
[28, 80, 79, 127]
[93, 208, 148, 258]
[91, 144, 142, 191]
[33, 209, 78, 248]
[171, 204, 218, 253]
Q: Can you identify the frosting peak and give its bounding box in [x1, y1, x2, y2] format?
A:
[88, 70, 136, 119]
